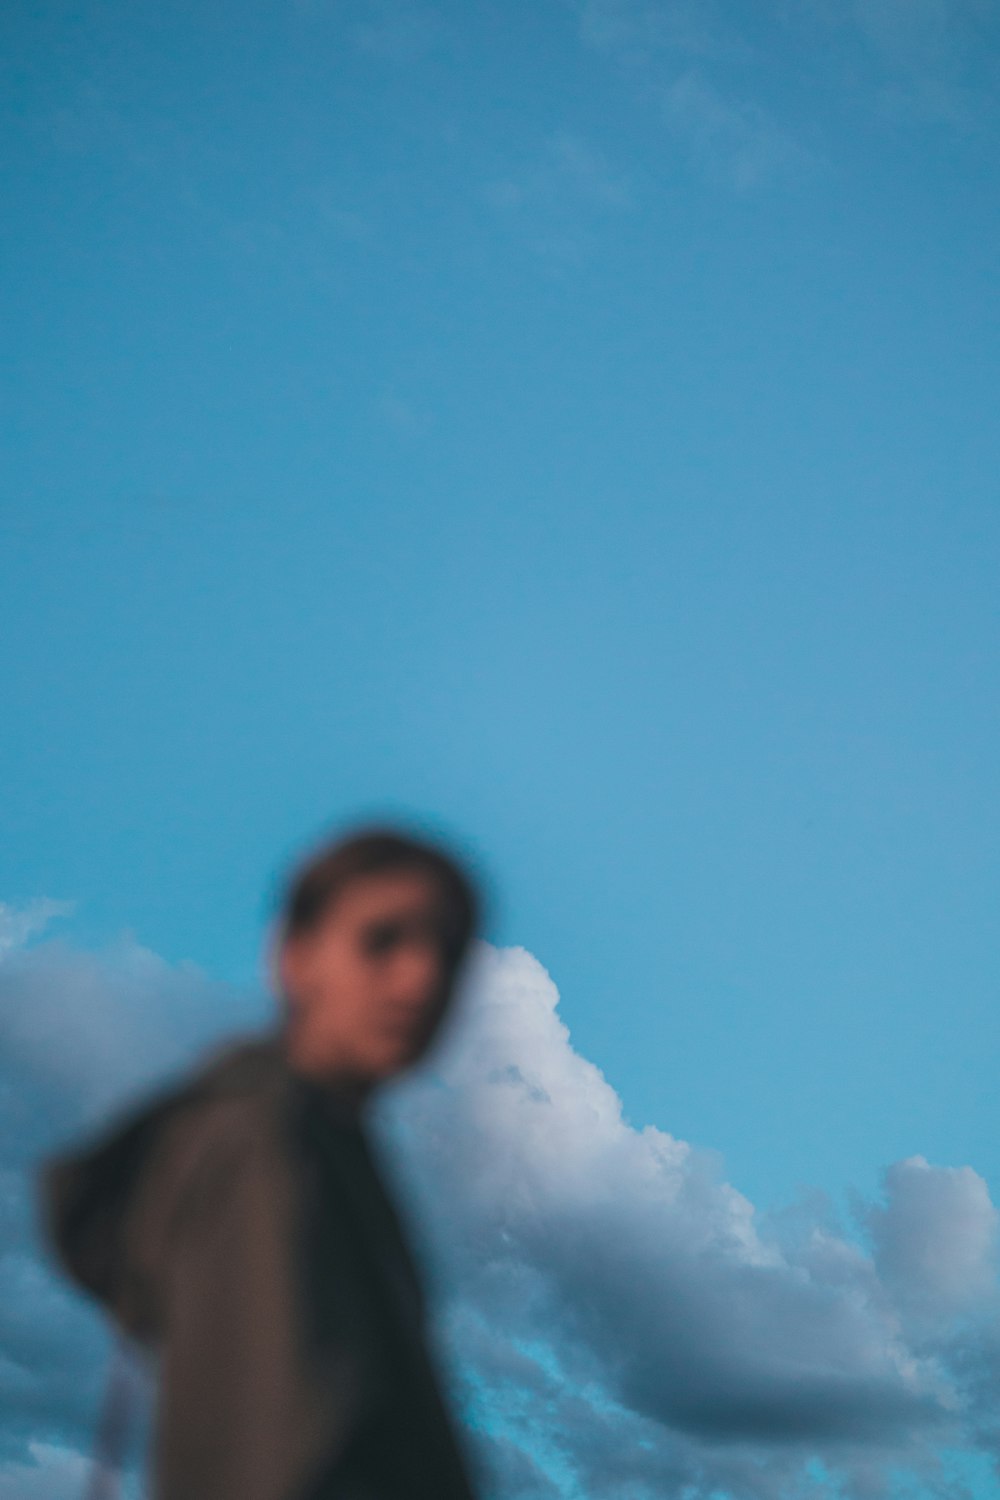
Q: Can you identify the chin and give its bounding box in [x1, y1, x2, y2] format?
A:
[371, 1040, 425, 1079]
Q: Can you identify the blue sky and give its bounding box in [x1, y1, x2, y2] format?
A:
[2, 2, 1000, 1496]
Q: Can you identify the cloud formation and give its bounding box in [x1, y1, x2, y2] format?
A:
[2, 908, 999, 1498]
[0, 912, 262, 1498]
[570, 0, 993, 190]
[849, 0, 993, 125]
[571, 0, 811, 189]
[350, 0, 442, 64]
[379, 944, 1000, 1498]
[0, 902, 73, 959]
[484, 130, 633, 264]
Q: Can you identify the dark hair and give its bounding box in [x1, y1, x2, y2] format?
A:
[279, 825, 480, 963]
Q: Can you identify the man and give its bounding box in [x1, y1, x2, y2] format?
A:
[40, 825, 482, 1500]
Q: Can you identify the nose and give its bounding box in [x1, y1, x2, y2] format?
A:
[386, 940, 444, 1008]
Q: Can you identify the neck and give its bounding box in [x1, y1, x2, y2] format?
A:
[280, 1038, 373, 1122]
[315, 1071, 372, 1123]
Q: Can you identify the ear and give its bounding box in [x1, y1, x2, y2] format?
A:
[273, 931, 308, 999]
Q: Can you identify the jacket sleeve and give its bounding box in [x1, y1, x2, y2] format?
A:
[132, 1105, 365, 1500]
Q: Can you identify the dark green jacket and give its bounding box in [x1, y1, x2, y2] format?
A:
[39, 1037, 478, 1500]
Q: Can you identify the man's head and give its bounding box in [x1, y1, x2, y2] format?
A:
[274, 827, 479, 1088]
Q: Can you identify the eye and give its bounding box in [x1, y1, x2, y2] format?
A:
[363, 920, 405, 957]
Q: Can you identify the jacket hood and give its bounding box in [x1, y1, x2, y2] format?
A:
[37, 1034, 284, 1320]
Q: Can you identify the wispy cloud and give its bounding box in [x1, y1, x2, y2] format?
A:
[350, 0, 442, 64]
[485, 130, 634, 263]
[578, 0, 727, 64]
[0, 901, 73, 958]
[663, 70, 810, 192]
[851, 0, 994, 126]
[376, 389, 429, 436]
[0, 1442, 92, 1500]
[571, 0, 992, 190]
[571, 0, 811, 190]
[779, 0, 996, 127]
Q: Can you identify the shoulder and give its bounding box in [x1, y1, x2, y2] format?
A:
[112, 1037, 301, 1336]
[38, 1032, 294, 1331]
[135, 1034, 297, 1232]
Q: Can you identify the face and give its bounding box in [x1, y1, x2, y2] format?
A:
[276, 869, 461, 1086]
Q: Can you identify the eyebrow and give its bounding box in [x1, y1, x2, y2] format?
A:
[362, 912, 442, 944]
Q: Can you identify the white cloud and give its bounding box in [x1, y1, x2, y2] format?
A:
[379, 943, 1000, 1497]
[2, 923, 998, 1498]
[0, 935, 265, 1125]
[0, 1439, 148, 1500]
[0, 902, 73, 959]
[866, 1156, 999, 1326]
[0, 1441, 89, 1500]
[0, 922, 261, 1495]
